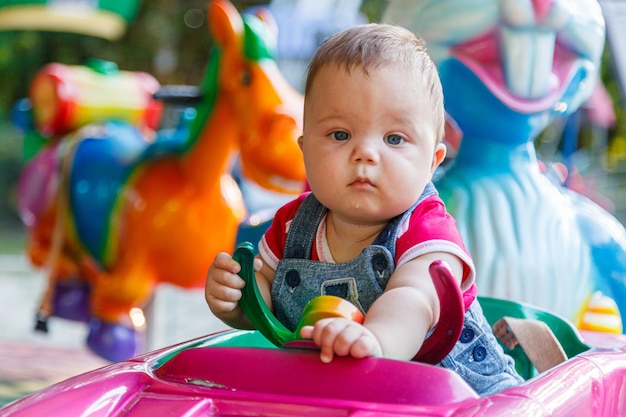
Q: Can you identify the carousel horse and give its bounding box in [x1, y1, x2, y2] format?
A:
[384, 0, 625, 331]
[17, 0, 306, 361]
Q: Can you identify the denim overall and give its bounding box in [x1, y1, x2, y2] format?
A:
[271, 183, 523, 396]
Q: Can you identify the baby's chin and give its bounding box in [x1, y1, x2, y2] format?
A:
[316, 189, 413, 220]
[333, 204, 407, 226]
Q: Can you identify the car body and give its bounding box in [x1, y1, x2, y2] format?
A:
[2, 297, 626, 417]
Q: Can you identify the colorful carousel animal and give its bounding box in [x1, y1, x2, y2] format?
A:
[17, 0, 306, 361]
[384, 0, 625, 332]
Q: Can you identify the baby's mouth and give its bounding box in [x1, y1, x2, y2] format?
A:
[350, 177, 375, 187]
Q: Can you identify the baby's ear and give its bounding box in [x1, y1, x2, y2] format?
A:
[297, 135, 304, 150]
[432, 142, 447, 173]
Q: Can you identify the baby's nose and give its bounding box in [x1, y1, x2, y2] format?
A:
[351, 138, 380, 163]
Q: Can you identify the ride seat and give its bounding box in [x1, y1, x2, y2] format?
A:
[479, 296, 590, 379]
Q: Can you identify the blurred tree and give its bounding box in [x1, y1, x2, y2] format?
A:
[360, 0, 387, 22]
[0, 119, 21, 229]
[0, 0, 271, 227]
[604, 44, 626, 171]
[0, 0, 272, 116]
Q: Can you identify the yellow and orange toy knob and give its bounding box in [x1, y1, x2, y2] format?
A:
[576, 291, 623, 334]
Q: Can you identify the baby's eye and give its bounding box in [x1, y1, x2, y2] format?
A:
[331, 131, 350, 141]
[385, 134, 403, 145]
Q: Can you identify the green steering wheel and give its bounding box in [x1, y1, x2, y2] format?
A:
[232, 241, 464, 364]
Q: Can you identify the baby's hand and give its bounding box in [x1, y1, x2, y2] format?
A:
[205, 252, 247, 319]
[300, 318, 383, 363]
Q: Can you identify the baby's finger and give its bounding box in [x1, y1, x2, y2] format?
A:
[213, 252, 241, 273]
[300, 322, 335, 363]
[331, 323, 362, 357]
[350, 334, 381, 358]
[207, 268, 244, 291]
[320, 344, 334, 363]
[210, 284, 243, 303]
[207, 296, 239, 315]
[313, 319, 349, 363]
[253, 257, 263, 272]
[299, 325, 314, 340]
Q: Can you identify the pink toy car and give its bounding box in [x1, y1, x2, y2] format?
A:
[2, 249, 625, 417]
[1, 319, 625, 416]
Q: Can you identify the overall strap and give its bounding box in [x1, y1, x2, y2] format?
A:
[283, 193, 326, 259]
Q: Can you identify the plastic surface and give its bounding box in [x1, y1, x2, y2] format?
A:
[29, 60, 162, 136]
[2, 320, 626, 417]
[233, 242, 464, 364]
[233, 242, 293, 346]
[413, 260, 464, 364]
[154, 347, 478, 405]
[479, 296, 590, 379]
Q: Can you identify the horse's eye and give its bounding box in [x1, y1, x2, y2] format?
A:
[241, 69, 252, 86]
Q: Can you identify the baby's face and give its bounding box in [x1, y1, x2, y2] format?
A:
[300, 64, 445, 225]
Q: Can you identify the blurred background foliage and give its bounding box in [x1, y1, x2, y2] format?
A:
[0, 0, 624, 232]
[0, 0, 235, 230]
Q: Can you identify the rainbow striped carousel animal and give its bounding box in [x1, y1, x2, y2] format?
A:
[384, 0, 625, 332]
[17, 0, 306, 361]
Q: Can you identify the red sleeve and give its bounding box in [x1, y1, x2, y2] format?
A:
[396, 195, 468, 253]
[258, 192, 309, 269]
[395, 195, 476, 293]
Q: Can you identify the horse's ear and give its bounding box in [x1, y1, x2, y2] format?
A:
[207, 0, 244, 49]
[443, 111, 463, 159]
[253, 7, 279, 40]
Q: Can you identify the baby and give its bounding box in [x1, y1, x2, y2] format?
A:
[206, 23, 523, 396]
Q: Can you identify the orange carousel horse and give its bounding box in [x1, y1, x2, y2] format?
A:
[17, 0, 306, 361]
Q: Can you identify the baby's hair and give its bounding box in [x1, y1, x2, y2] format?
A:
[305, 23, 445, 143]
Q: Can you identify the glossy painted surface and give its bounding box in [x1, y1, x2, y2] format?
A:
[17, 0, 306, 362]
[2, 328, 624, 416]
[29, 60, 162, 136]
